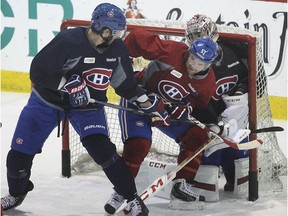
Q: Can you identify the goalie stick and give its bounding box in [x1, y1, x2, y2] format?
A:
[89, 99, 263, 150]
[181, 116, 263, 150]
[250, 126, 284, 133]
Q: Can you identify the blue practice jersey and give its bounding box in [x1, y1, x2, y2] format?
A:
[30, 27, 145, 109]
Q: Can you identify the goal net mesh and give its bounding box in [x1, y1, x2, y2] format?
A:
[61, 19, 287, 192]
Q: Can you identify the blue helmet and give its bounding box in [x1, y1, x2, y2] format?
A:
[188, 37, 218, 63]
[91, 3, 126, 32]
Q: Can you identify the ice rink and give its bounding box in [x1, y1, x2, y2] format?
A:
[1, 92, 287, 216]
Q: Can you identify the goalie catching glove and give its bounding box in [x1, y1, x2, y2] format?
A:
[61, 74, 90, 107]
[137, 94, 170, 127]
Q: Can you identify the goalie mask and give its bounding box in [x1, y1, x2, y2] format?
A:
[186, 37, 218, 77]
[185, 14, 219, 46]
[91, 3, 127, 39]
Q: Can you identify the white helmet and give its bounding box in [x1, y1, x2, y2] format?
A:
[185, 14, 219, 46]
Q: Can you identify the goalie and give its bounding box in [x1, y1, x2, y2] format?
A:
[185, 14, 250, 201]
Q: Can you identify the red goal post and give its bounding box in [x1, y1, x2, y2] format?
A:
[60, 19, 286, 201]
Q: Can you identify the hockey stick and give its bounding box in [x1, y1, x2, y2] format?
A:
[89, 99, 263, 150]
[89, 99, 283, 134]
[250, 126, 284, 133]
[139, 136, 214, 201]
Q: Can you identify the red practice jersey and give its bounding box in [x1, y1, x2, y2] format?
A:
[124, 29, 216, 109]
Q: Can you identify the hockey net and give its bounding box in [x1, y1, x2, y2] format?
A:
[60, 19, 287, 196]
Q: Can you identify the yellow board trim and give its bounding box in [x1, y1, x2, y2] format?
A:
[1, 70, 286, 120]
[1, 70, 31, 93]
[269, 96, 287, 120]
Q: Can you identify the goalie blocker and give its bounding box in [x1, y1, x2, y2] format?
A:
[135, 157, 249, 202]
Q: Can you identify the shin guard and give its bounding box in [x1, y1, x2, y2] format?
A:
[6, 149, 34, 196]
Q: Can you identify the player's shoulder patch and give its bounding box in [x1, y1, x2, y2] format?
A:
[84, 57, 95, 64]
[170, 70, 182, 78]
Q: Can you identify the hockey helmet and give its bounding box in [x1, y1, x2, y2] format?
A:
[188, 37, 218, 63]
[91, 3, 126, 37]
[185, 14, 219, 45]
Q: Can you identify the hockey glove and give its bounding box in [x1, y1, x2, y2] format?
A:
[62, 75, 90, 107]
[166, 103, 193, 121]
[208, 119, 238, 138]
[138, 94, 170, 127]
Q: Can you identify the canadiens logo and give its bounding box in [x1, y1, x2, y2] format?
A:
[83, 68, 112, 90]
[213, 75, 238, 100]
[158, 80, 189, 102]
[107, 11, 114, 17]
[16, 138, 23, 145]
[135, 121, 145, 127]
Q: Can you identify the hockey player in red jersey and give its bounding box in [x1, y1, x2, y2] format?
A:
[104, 29, 219, 212]
[184, 14, 250, 201]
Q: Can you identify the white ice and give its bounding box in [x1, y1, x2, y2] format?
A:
[1, 92, 287, 216]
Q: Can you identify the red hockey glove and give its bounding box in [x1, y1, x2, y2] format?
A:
[138, 94, 170, 127]
[166, 103, 193, 121]
[62, 75, 90, 107]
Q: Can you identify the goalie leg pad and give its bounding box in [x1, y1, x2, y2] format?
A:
[122, 138, 152, 178]
[191, 165, 219, 202]
[135, 159, 176, 199]
[233, 157, 249, 197]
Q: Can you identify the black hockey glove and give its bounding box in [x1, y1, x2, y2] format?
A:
[62, 75, 90, 107]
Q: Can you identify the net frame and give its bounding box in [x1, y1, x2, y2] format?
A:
[59, 19, 287, 201]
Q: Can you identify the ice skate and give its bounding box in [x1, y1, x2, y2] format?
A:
[169, 178, 205, 210]
[124, 195, 149, 216]
[104, 190, 125, 214]
[1, 180, 34, 211]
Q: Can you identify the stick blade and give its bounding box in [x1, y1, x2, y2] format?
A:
[236, 139, 263, 150]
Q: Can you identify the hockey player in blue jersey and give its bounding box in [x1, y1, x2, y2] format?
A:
[0, 3, 170, 215]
